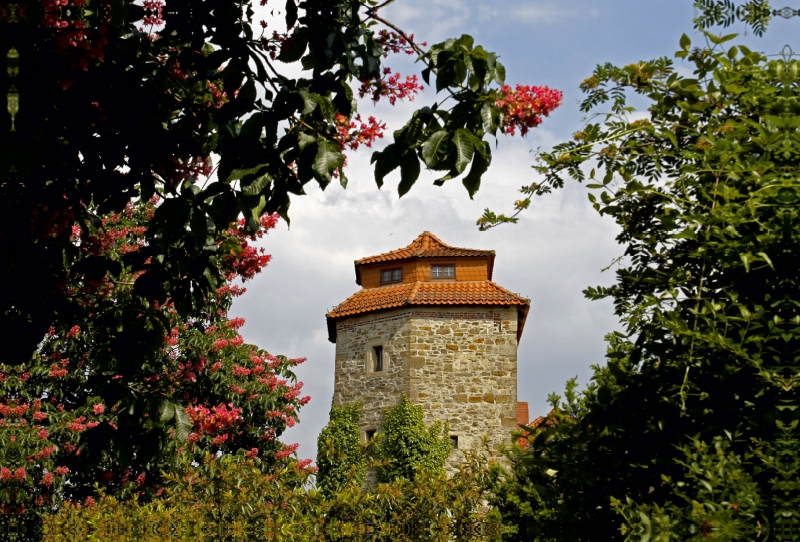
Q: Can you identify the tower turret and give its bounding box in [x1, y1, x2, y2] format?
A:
[326, 232, 529, 468]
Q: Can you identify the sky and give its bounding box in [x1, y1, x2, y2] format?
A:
[234, 0, 800, 462]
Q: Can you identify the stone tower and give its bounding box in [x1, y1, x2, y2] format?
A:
[326, 232, 530, 469]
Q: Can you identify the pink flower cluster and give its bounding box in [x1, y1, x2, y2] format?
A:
[359, 68, 424, 105]
[40, 0, 109, 78]
[221, 213, 279, 281]
[185, 403, 242, 441]
[0, 467, 26, 483]
[40, 473, 54, 487]
[0, 403, 29, 418]
[225, 317, 246, 330]
[495, 84, 563, 136]
[334, 114, 386, 151]
[141, 0, 164, 27]
[374, 30, 427, 57]
[274, 443, 299, 460]
[259, 31, 292, 60]
[49, 364, 68, 378]
[169, 156, 213, 185]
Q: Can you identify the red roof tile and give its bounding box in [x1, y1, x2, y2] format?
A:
[355, 232, 495, 283]
[327, 280, 529, 341]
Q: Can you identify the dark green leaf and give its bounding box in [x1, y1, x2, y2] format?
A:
[422, 131, 450, 168]
[452, 129, 475, 174]
[398, 152, 421, 197]
[462, 142, 490, 198]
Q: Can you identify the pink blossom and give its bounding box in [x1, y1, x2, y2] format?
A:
[225, 317, 246, 330]
[359, 70, 424, 105]
[495, 84, 562, 136]
[211, 339, 229, 351]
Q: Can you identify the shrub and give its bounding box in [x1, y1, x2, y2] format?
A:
[373, 394, 452, 484]
[316, 402, 366, 496]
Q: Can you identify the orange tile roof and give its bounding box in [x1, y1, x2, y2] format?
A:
[355, 232, 495, 284]
[517, 409, 558, 448]
[327, 281, 529, 341]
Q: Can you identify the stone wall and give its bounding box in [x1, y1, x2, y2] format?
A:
[333, 305, 519, 472]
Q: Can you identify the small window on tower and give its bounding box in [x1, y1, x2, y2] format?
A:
[373, 346, 384, 372]
[450, 435, 459, 449]
[366, 429, 376, 441]
[380, 268, 402, 284]
[431, 265, 455, 279]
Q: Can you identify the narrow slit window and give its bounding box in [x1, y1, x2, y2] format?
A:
[373, 346, 383, 372]
[380, 268, 402, 284]
[366, 429, 376, 441]
[450, 435, 459, 449]
[431, 265, 455, 279]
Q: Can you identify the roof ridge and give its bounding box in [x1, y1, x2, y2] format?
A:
[406, 281, 422, 303]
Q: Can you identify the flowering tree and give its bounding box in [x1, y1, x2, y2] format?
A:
[0, 199, 311, 531]
[0, 0, 561, 379]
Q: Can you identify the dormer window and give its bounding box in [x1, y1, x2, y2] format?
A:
[431, 265, 455, 279]
[381, 268, 402, 284]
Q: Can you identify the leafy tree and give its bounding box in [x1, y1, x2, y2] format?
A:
[373, 394, 451, 483]
[316, 402, 365, 496]
[1, 0, 560, 490]
[484, 28, 800, 541]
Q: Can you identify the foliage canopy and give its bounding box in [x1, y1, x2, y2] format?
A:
[486, 25, 800, 542]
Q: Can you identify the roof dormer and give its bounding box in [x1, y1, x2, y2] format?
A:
[354, 232, 495, 287]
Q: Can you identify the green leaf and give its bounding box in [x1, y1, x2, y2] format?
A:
[452, 129, 475, 174]
[299, 91, 319, 115]
[312, 140, 344, 186]
[757, 252, 774, 270]
[173, 405, 192, 442]
[297, 131, 318, 151]
[680, 33, 691, 51]
[242, 174, 271, 196]
[158, 399, 175, 423]
[398, 152, 421, 197]
[462, 143, 491, 198]
[494, 62, 506, 86]
[708, 32, 738, 45]
[227, 164, 269, 183]
[422, 131, 450, 168]
[464, 131, 486, 159]
[480, 103, 498, 133]
[740, 252, 752, 272]
[433, 172, 455, 186]
[372, 144, 401, 188]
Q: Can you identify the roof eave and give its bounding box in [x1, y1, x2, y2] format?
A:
[326, 316, 338, 343]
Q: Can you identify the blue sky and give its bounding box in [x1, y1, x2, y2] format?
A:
[234, 0, 800, 461]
